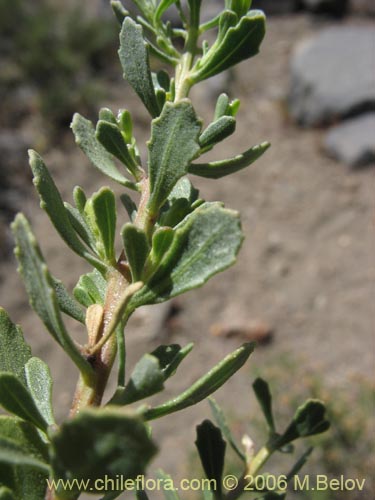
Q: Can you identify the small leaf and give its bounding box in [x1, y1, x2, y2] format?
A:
[96, 120, 140, 178]
[71, 114, 137, 190]
[143, 227, 175, 278]
[85, 187, 117, 264]
[195, 420, 226, 497]
[199, 116, 236, 150]
[155, 470, 181, 499]
[64, 202, 97, 252]
[50, 407, 157, 495]
[111, 0, 129, 25]
[253, 378, 275, 433]
[121, 224, 149, 281]
[119, 17, 159, 117]
[51, 276, 85, 324]
[0, 308, 31, 385]
[99, 107, 117, 124]
[25, 357, 55, 426]
[131, 203, 243, 306]
[189, 142, 270, 179]
[73, 185, 87, 214]
[0, 487, 14, 500]
[208, 398, 245, 461]
[111, 354, 165, 405]
[0, 416, 49, 499]
[120, 193, 138, 222]
[29, 151, 105, 272]
[214, 93, 230, 120]
[73, 270, 107, 307]
[143, 342, 255, 420]
[0, 373, 48, 432]
[151, 343, 193, 379]
[278, 400, 330, 448]
[12, 214, 93, 377]
[154, 0, 176, 21]
[192, 10, 266, 83]
[286, 447, 313, 481]
[147, 100, 202, 214]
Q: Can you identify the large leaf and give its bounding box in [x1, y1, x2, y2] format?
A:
[0, 373, 49, 432]
[29, 151, 105, 272]
[11, 214, 93, 378]
[50, 407, 157, 495]
[0, 416, 49, 500]
[71, 114, 137, 190]
[189, 142, 270, 179]
[0, 308, 31, 385]
[147, 100, 202, 214]
[195, 420, 226, 497]
[143, 342, 255, 420]
[130, 203, 243, 306]
[25, 358, 55, 426]
[191, 10, 266, 82]
[119, 17, 159, 118]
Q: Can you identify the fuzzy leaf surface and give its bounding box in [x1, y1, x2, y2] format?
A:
[25, 357, 55, 426]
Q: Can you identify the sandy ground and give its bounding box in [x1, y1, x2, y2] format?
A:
[0, 13, 374, 499]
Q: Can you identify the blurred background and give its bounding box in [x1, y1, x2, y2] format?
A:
[0, 1, 374, 498]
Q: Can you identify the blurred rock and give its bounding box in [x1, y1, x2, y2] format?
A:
[324, 113, 375, 168]
[289, 26, 375, 126]
[350, 0, 375, 16]
[300, 0, 348, 16]
[210, 320, 273, 344]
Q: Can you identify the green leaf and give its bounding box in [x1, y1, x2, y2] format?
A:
[28, 150, 105, 272]
[0, 438, 49, 473]
[25, 358, 55, 426]
[0, 487, 14, 500]
[111, 0, 129, 25]
[131, 203, 243, 306]
[0, 308, 31, 385]
[73, 269, 107, 307]
[214, 93, 230, 120]
[253, 378, 275, 433]
[96, 120, 140, 178]
[278, 400, 330, 448]
[147, 100, 202, 214]
[286, 447, 313, 481]
[111, 354, 165, 405]
[208, 398, 245, 461]
[0, 417, 48, 500]
[155, 470, 180, 499]
[199, 116, 236, 150]
[71, 114, 137, 190]
[0, 373, 48, 432]
[64, 202, 97, 252]
[189, 142, 270, 179]
[51, 277, 85, 324]
[11, 214, 93, 378]
[158, 177, 199, 227]
[84, 187, 117, 264]
[99, 107, 117, 124]
[73, 185, 87, 213]
[192, 10, 266, 82]
[143, 227, 175, 279]
[121, 223, 149, 281]
[50, 407, 157, 495]
[195, 420, 226, 497]
[143, 342, 255, 420]
[120, 193, 137, 222]
[155, 0, 176, 21]
[151, 343, 193, 379]
[119, 17, 159, 118]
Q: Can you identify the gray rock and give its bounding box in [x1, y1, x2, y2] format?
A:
[300, 0, 348, 16]
[289, 26, 375, 126]
[324, 113, 375, 167]
[350, 0, 375, 16]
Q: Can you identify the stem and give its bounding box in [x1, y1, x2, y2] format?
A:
[226, 446, 272, 500]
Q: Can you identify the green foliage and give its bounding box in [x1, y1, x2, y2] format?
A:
[0, 2, 332, 499]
